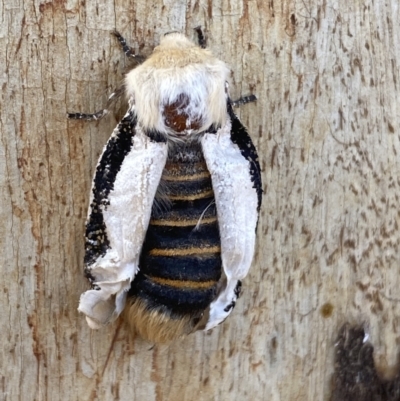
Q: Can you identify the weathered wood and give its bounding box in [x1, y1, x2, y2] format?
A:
[1, 0, 400, 400]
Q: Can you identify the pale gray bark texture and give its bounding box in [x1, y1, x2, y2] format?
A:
[1, 0, 400, 400]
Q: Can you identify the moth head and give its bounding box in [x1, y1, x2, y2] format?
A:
[159, 32, 196, 50]
[125, 32, 230, 140]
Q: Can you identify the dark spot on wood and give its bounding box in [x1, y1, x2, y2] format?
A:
[349, 184, 359, 196]
[348, 254, 357, 272]
[207, 0, 212, 19]
[320, 302, 333, 318]
[344, 239, 356, 249]
[366, 291, 384, 313]
[327, 249, 338, 266]
[268, 0, 275, 17]
[251, 361, 263, 371]
[338, 107, 345, 130]
[271, 144, 277, 169]
[301, 225, 312, 246]
[356, 281, 369, 291]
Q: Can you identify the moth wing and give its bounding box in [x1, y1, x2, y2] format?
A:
[201, 104, 262, 330]
[78, 109, 168, 328]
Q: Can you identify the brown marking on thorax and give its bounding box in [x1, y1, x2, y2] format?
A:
[163, 94, 202, 132]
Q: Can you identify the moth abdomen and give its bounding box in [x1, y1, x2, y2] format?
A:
[129, 273, 218, 313]
[124, 142, 222, 342]
[126, 269, 219, 343]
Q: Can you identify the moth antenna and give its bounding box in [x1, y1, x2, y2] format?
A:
[112, 30, 146, 63]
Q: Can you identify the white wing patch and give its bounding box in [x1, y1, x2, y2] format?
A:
[201, 118, 259, 330]
[78, 124, 168, 329]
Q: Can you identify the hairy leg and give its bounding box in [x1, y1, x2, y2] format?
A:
[231, 95, 257, 107]
[194, 26, 207, 49]
[67, 86, 125, 121]
[112, 30, 146, 63]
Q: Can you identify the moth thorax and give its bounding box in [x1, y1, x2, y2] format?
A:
[163, 94, 202, 133]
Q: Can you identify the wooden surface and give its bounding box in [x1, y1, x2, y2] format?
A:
[1, 0, 400, 400]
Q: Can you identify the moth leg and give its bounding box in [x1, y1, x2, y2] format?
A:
[231, 95, 257, 107]
[67, 109, 109, 121]
[112, 30, 146, 63]
[194, 26, 207, 49]
[68, 30, 143, 121]
[67, 86, 125, 121]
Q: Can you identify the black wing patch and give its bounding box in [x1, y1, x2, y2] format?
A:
[84, 110, 137, 268]
[227, 101, 262, 211]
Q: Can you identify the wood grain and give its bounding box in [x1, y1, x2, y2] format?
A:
[1, 0, 400, 399]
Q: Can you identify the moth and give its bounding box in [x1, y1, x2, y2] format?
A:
[69, 28, 262, 343]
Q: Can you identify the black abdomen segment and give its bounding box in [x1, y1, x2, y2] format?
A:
[129, 142, 222, 318]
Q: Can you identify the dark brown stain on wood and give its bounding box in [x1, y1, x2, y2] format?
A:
[320, 302, 334, 318]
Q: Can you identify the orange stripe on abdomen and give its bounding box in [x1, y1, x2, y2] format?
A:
[150, 216, 217, 227]
[167, 189, 214, 201]
[145, 275, 217, 290]
[162, 171, 211, 181]
[148, 246, 221, 257]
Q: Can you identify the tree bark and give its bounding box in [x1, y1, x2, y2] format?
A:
[1, 0, 400, 400]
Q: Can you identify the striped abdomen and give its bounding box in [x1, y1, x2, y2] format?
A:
[126, 142, 222, 342]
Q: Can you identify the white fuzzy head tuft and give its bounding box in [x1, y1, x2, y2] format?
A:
[125, 32, 230, 138]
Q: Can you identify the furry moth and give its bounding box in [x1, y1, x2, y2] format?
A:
[69, 28, 262, 343]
